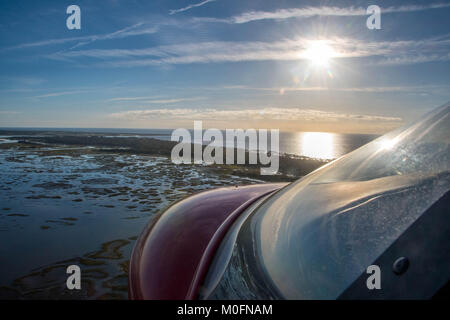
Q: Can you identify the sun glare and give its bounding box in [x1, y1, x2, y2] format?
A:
[300, 132, 336, 159]
[379, 137, 400, 150]
[304, 41, 336, 67]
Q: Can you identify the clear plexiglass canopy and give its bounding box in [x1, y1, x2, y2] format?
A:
[206, 103, 450, 300]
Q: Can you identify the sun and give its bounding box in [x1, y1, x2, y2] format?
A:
[303, 41, 336, 67]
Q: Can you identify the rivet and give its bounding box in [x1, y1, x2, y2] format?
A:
[393, 257, 409, 275]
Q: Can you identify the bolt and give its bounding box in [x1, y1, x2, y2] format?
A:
[393, 257, 409, 275]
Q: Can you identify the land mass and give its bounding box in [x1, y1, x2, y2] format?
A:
[0, 130, 330, 182]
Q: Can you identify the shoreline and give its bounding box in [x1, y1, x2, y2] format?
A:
[0, 130, 331, 182]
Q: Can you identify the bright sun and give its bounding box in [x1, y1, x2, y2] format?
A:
[304, 41, 336, 67]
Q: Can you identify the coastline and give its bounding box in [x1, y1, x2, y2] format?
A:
[0, 130, 331, 182]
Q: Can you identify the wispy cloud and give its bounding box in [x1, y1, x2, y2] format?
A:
[107, 96, 161, 102]
[0, 111, 21, 115]
[195, 3, 450, 24]
[47, 34, 450, 67]
[3, 76, 47, 86]
[169, 0, 216, 15]
[34, 90, 92, 98]
[108, 96, 205, 104]
[376, 52, 450, 66]
[109, 107, 402, 122]
[141, 97, 205, 104]
[4, 23, 159, 51]
[230, 84, 450, 95]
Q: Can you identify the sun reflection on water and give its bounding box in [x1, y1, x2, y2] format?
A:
[299, 132, 336, 160]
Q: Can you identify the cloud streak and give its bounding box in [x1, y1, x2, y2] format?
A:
[232, 84, 450, 95]
[109, 107, 402, 122]
[107, 96, 161, 102]
[195, 3, 450, 24]
[0, 111, 21, 115]
[47, 34, 450, 67]
[34, 90, 93, 98]
[4, 23, 159, 51]
[108, 96, 205, 104]
[169, 0, 216, 15]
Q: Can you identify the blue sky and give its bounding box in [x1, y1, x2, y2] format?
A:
[0, 0, 449, 133]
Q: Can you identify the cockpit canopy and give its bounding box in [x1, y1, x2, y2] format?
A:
[205, 103, 450, 299]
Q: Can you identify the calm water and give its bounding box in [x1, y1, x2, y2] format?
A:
[279, 132, 378, 159]
[161, 130, 378, 160]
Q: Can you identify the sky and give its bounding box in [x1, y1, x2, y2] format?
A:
[0, 0, 449, 133]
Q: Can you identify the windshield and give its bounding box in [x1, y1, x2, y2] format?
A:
[206, 103, 450, 299]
